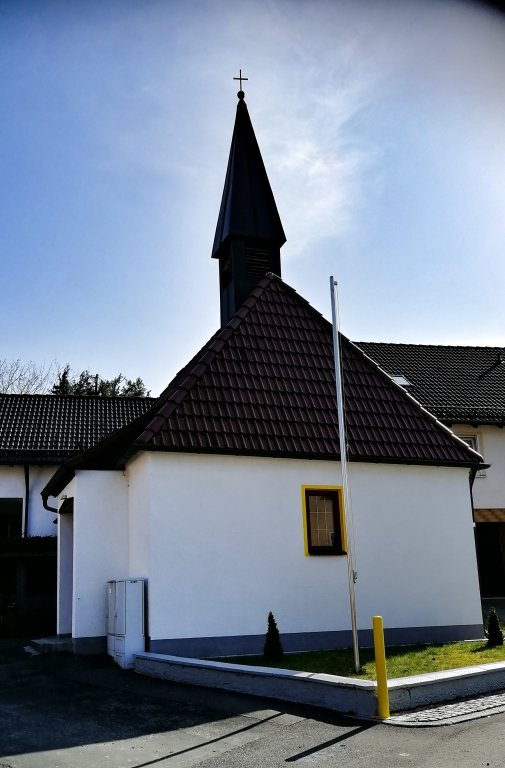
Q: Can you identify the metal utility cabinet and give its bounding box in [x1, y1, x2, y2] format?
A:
[107, 579, 145, 669]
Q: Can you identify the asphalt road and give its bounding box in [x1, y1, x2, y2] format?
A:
[0, 641, 504, 768]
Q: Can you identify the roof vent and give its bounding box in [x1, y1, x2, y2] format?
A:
[478, 351, 505, 381]
[245, 243, 270, 279]
[391, 375, 412, 388]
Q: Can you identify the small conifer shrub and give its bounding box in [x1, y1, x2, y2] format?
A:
[486, 607, 504, 647]
[263, 611, 284, 662]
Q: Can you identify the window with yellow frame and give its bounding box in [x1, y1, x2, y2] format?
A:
[301, 486, 346, 556]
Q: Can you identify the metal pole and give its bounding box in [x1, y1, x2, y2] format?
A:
[330, 276, 360, 674]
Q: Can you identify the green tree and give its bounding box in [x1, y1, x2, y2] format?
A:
[52, 366, 150, 397]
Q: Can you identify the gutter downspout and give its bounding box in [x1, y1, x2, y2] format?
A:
[470, 465, 484, 605]
[469, 466, 487, 606]
[42, 493, 58, 514]
[469, 466, 477, 497]
[23, 465, 30, 538]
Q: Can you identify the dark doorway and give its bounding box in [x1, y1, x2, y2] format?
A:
[475, 523, 505, 597]
[0, 499, 23, 539]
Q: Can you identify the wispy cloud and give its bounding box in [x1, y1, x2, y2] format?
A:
[2, 0, 505, 391]
[215, 0, 393, 257]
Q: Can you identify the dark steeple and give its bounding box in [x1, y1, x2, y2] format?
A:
[212, 85, 286, 327]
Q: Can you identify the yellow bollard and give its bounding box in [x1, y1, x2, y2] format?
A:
[373, 615, 390, 719]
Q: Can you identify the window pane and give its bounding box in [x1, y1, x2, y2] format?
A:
[0, 499, 23, 539]
[306, 491, 340, 552]
[315, 495, 334, 546]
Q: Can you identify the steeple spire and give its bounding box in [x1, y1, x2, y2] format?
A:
[212, 82, 286, 327]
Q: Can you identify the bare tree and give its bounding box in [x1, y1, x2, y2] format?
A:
[0, 359, 58, 395]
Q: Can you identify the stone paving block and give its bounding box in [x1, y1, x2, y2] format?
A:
[388, 690, 505, 727]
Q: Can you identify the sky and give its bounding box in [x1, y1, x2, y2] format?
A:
[1, 0, 505, 396]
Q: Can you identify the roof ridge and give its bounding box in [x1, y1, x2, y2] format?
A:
[0, 393, 156, 402]
[42, 276, 284, 482]
[44, 273, 324, 469]
[355, 341, 505, 351]
[137, 274, 279, 442]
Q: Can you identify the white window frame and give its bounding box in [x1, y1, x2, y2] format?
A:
[457, 434, 486, 478]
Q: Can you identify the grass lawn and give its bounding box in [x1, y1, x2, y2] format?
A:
[216, 640, 505, 681]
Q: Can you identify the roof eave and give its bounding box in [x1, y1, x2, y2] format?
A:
[130, 443, 484, 470]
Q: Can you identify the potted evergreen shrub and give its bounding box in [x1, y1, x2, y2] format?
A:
[263, 611, 284, 662]
[486, 607, 504, 647]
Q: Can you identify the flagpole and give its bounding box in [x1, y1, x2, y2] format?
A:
[330, 276, 360, 674]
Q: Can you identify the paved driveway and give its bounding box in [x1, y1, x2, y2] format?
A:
[3, 641, 505, 768]
[0, 641, 361, 767]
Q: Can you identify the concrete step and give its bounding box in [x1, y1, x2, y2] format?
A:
[30, 636, 73, 654]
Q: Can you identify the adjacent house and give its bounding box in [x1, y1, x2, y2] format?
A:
[354, 342, 505, 599]
[0, 394, 153, 633]
[40, 90, 486, 658]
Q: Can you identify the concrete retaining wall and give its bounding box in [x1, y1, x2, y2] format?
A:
[135, 652, 378, 718]
[134, 652, 505, 719]
[389, 661, 505, 711]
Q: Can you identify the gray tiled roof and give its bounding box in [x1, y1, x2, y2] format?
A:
[61, 275, 482, 474]
[0, 394, 155, 464]
[355, 342, 505, 425]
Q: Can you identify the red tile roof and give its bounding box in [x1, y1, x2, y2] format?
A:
[61, 275, 482, 475]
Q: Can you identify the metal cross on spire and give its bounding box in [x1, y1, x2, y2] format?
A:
[233, 69, 248, 94]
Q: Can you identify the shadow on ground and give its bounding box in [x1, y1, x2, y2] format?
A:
[0, 640, 370, 765]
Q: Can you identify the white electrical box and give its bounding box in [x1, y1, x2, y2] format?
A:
[106, 579, 145, 669]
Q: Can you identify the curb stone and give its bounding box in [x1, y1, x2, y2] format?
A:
[387, 690, 505, 727]
[135, 652, 505, 722]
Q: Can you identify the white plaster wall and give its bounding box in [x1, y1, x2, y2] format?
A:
[0, 464, 57, 536]
[57, 478, 75, 636]
[453, 425, 505, 509]
[126, 452, 151, 580]
[71, 470, 129, 640]
[140, 453, 481, 642]
[144, 453, 346, 641]
[349, 463, 482, 629]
